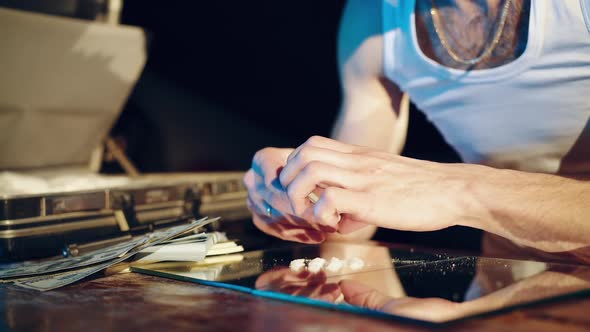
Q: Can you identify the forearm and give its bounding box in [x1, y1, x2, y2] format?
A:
[460, 168, 590, 252]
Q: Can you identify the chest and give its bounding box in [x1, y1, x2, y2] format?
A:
[414, 0, 530, 70]
[383, 0, 590, 172]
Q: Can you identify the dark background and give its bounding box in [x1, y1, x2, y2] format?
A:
[116, 1, 478, 250]
[116, 0, 462, 172]
[1, 0, 480, 250]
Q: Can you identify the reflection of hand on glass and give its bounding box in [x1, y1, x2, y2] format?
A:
[481, 233, 590, 266]
[255, 267, 342, 303]
[340, 266, 590, 323]
[254, 243, 407, 304]
[340, 280, 464, 323]
[319, 242, 405, 299]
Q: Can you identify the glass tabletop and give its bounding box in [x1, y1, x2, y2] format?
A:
[132, 242, 590, 325]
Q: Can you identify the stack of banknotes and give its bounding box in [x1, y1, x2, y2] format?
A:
[0, 217, 226, 291]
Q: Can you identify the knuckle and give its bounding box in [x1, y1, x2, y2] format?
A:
[286, 183, 298, 199]
[286, 186, 304, 214]
[306, 135, 324, 146]
[278, 169, 289, 186]
[359, 158, 390, 176]
[304, 161, 323, 178]
[252, 149, 264, 163]
[296, 146, 314, 164]
[322, 187, 338, 205]
[253, 147, 274, 164]
[243, 170, 254, 188]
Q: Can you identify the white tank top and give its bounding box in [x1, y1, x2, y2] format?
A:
[383, 0, 590, 175]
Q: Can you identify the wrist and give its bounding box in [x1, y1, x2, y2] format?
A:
[452, 164, 505, 232]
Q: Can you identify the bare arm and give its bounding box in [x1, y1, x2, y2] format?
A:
[333, 0, 408, 153]
[461, 169, 590, 253]
[279, 136, 590, 252]
[328, 0, 408, 241]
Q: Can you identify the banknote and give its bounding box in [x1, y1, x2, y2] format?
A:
[161, 232, 208, 244]
[13, 256, 129, 291]
[1, 217, 217, 281]
[135, 217, 218, 250]
[11, 217, 218, 291]
[160, 231, 228, 245]
[0, 236, 149, 279]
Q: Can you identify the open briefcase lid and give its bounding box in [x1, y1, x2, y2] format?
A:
[0, 8, 249, 261]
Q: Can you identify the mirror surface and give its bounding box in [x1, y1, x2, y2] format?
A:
[132, 243, 590, 324]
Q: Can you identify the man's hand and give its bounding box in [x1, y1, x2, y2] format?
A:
[278, 136, 590, 253]
[278, 136, 472, 234]
[244, 147, 333, 243]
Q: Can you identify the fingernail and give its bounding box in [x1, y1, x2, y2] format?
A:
[319, 225, 337, 233]
[306, 230, 326, 243]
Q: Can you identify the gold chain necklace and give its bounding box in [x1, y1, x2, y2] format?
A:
[430, 0, 513, 66]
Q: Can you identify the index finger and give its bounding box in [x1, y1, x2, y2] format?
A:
[287, 136, 363, 164]
[280, 147, 362, 189]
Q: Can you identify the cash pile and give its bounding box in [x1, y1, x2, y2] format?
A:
[0, 217, 220, 291]
[134, 232, 243, 264]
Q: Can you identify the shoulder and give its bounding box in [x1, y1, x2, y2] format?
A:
[338, 0, 385, 79]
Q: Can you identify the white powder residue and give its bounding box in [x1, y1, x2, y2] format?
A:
[307, 257, 326, 273]
[289, 256, 365, 274]
[289, 258, 306, 272]
[325, 257, 344, 273]
[348, 257, 365, 271]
